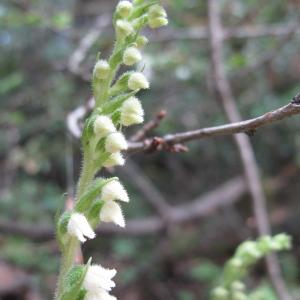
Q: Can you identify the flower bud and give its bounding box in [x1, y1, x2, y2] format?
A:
[273, 233, 291, 250]
[93, 60, 111, 80]
[136, 35, 149, 48]
[121, 96, 144, 126]
[100, 200, 125, 227]
[212, 287, 229, 300]
[116, 20, 134, 38]
[232, 291, 247, 300]
[236, 241, 262, 263]
[149, 17, 168, 29]
[228, 258, 243, 269]
[103, 152, 125, 168]
[116, 1, 133, 18]
[94, 116, 116, 138]
[123, 46, 142, 66]
[148, 5, 167, 19]
[105, 132, 128, 153]
[231, 281, 245, 292]
[101, 179, 129, 202]
[128, 72, 149, 90]
[67, 213, 96, 243]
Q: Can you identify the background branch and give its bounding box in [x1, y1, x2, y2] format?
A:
[208, 1, 292, 299]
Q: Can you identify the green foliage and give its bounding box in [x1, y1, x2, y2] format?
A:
[60, 260, 90, 300]
[211, 234, 292, 300]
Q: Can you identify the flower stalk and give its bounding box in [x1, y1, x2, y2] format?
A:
[54, 1, 168, 299]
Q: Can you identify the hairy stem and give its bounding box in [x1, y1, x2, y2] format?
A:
[54, 152, 96, 300]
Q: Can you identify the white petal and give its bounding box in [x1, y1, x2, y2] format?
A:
[85, 290, 117, 300]
[105, 132, 128, 153]
[100, 201, 125, 228]
[83, 265, 117, 292]
[101, 180, 129, 202]
[128, 72, 149, 90]
[103, 153, 125, 168]
[67, 213, 96, 243]
[94, 116, 116, 138]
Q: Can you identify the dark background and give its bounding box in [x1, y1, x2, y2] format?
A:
[1, 0, 300, 299]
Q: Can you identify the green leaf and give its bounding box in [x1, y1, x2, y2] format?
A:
[88, 200, 104, 227]
[56, 212, 72, 248]
[60, 259, 91, 300]
[75, 177, 117, 213]
[102, 91, 137, 114]
[109, 71, 133, 98]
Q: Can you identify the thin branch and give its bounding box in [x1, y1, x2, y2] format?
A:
[130, 110, 167, 142]
[66, 99, 300, 152]
[127, 102, 300, 152]
[208, 1, 292, 299]
[119, 159, 172, 220]
[152, 22, 300, 42]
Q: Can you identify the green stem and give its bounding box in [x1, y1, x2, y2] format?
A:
[55, 238, 79, 299]
[54, 152, 96, 300]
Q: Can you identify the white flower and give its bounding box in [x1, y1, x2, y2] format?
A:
[116, 20, 133, 38]
[116, 1, 133, 18]
[148, 4, 168, 29]
[148, 17, 168, 29]
[136, 35, 149, 48]
[128, 72, 149, 90]
[93, 60, 111, 80]
[120, 97, 144, 126]
[101, 180, 129, 202]
[94, 116, 116, 138]
[105, 132, 128, 153]
[103, 153, 125, 168]
[85, 290, 117, 300]
[123, 47, 142, 66]
[100, 200, 125, 227]
[83, 264, 117, 292]
[67, 213, 96, 243]
[148, 5, 167, 19]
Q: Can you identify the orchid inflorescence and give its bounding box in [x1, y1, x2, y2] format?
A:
[54, 1, 168, 300]
[211, 234, 291, 300]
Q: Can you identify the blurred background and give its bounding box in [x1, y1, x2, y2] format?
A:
[1, 0, 300, 299]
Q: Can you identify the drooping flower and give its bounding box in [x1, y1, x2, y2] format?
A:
[83, 264, 117, 300]
[101, 180, 129, 202]
[67, 213, 96, 243]
[148, 17, 168, 29]
[128, 72, 149, 90]
[100, 200, 125, 227]
[105, 132, 128, 153]
[120, 96, 144, 126]
[94, 116, 116, 139]
[123, 46, 142, 66]
[93, 60, 111, 80]
[148, 5, 168, 29]
[103, 152, 125, 168]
